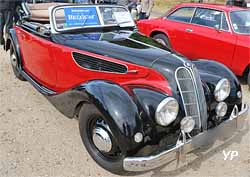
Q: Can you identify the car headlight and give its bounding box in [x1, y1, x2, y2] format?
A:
[155, 97, 179, 126]
[214, 78, 231, 102]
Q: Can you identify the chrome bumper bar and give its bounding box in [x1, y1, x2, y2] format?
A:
[123, 103, 249, 172]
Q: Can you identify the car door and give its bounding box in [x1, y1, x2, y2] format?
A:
[165, 7, 196, 56]
[186, 8, 237, 68]
[16, 27, 57, 89]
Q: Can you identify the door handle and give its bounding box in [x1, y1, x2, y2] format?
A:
[186, 28, 193, 32]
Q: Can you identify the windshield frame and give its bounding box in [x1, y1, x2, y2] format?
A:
[229, 9, 250, 35]
[49, 5, 135, 34]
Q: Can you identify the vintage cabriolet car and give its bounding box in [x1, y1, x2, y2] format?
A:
[137, 3, 250, 88]
[4, 2, 248, 175]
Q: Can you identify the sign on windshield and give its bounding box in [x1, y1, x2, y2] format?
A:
[64, 7, 100, 27]
[52, 5, 135, 32]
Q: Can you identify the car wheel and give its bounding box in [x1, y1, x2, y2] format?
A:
[153, 34, 171, 48]
[79, 104, 129, 175]
[10, 43, 26, 81]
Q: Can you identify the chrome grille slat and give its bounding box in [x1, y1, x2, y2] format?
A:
[177, 78, 192, 80]
[175, 67, 202, 129]
[184, 103, 198, 106]
[182, 91, 195, 93]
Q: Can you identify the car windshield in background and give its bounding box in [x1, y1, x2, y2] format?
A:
[27, 0, 73, 3]
[53, 6, 135, 32]
[230, 10, 250, 34]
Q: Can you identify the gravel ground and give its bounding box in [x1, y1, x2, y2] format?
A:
[0, 47, 249, 177]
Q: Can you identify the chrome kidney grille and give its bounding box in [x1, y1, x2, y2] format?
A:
[175, 66, 207, 130]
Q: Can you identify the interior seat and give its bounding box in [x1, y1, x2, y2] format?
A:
[27, 2, 68, 22]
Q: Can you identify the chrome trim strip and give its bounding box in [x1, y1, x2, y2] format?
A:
[21, 2, 30, 17]
[189, 7, 197, 23]
[123, 103, 248, 172]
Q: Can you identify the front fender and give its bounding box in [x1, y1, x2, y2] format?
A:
[132, 88, 182, 147]
[84, 81, 143, 153]
[193, 59, 241, 92]
[47, 80, 144, 154]
[193, 60, 242, 110]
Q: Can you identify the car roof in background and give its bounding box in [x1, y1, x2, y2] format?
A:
[175, 3, 245, 12]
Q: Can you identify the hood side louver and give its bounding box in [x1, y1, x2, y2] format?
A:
[72, 52, 128, 74]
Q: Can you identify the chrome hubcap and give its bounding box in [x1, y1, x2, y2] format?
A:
[155, 38, 166, 46]
[92, 127, 112, 153]
[11, 53, 17, 67]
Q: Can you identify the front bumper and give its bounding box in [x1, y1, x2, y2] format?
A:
[123, 103, 249, 172]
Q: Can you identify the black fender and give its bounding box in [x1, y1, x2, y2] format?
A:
[193, 60, 242, 110]
[47, 80, 144, 154]
[5, 28, 23, 68]
[193, 60, 241, 93]
[132, 88, 182, 146]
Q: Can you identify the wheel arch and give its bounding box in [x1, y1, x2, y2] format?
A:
[5, 38, 11, 51]
[193, 59, 240, 82]
[242, 64, 250, 78]
[5, 29, 22, 67]
[47, 80, 144, 153]
[150, 30, 169, 39]
[193, 59, 242, 99]
[74, 101, 86, 118]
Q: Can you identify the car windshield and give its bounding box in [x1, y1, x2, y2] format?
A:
[230, 10, 250, 34]
[27, 0, 73, 3]
[52, 5, 135, 32]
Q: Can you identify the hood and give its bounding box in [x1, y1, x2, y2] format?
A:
[51, 31, 179, 68]
[52, 30, 191, 91]
[151, 53, 190, 92]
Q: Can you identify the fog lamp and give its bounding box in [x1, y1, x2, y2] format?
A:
[134, 132, 143, 143]
[216, 102, 228, 117]
[237, 91, 242, 99]
[180, 116, 195, 133]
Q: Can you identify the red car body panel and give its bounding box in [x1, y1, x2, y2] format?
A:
[137, 3, 250, 76]
[15, 26, 172, 95]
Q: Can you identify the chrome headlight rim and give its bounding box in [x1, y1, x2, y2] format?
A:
[155, 97, 179, 126]
[214, 78, 231, 102]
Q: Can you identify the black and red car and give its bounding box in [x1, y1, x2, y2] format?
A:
[4, 2, 249, 175]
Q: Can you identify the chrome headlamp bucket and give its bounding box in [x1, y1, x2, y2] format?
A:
[123, 103, 248, 172]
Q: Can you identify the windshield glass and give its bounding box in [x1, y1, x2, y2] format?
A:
[53, 5, 135, 32]
[27, 0, 73, 3]
[230, 10, 250, 34]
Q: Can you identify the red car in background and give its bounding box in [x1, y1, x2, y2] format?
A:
[137, 3, 250, 87]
